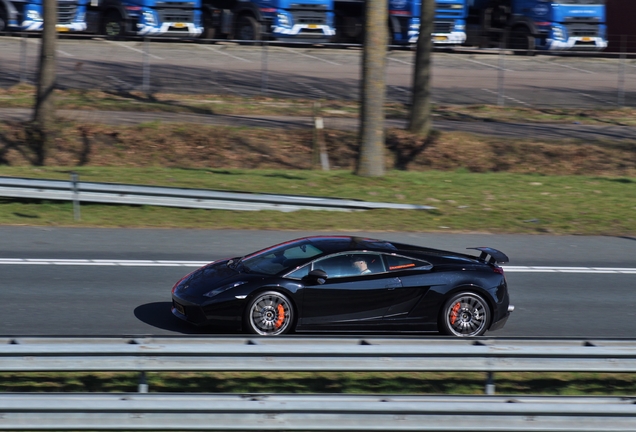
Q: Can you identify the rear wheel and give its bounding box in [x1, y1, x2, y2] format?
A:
[439, 292, 490, 337]
[245, 291, 294, 336]
[200, 10, 216, 40]
[236, 15, 261, 42]
[508, 27, 535, 56]
[0, 7, 7, 33]
[102, 11, 126, 38]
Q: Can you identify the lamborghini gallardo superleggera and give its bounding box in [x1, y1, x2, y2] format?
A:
[171, 236, 514, 337]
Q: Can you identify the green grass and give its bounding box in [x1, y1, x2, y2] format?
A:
[0, 167, 634, 235]
[1, 372, 635, 396]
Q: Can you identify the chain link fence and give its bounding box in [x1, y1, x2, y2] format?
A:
[1, 34, 635, 109]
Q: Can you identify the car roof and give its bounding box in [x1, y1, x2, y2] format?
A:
[301, 236, 478, 263]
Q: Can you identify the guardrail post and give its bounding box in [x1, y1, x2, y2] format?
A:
[485, 372, 495, 395]
[71, 172, 80, 221]
[138, 371, 148, 393]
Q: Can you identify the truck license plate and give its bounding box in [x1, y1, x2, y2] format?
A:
[173, 23, 186, 28]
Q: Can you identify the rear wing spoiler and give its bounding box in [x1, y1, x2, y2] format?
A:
[467, 247, 509, 264]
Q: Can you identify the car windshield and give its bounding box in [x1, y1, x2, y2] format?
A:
[239, 239, 324, 275]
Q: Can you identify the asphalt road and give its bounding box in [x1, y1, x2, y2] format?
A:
[1, 227, 634, 338]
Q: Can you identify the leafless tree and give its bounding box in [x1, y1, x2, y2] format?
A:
[31, 0, 57, 165]
[356, 0, 387, 177]
[408, 0, 434, 137]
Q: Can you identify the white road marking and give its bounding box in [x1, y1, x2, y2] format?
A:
[0, 259, 208, 267]
[280, 47, 341, 65]
[534, 60, 596, 74]
[453, 55, 514, 71]
[388, 56, 412, 66]
[197, 45, 252, 62]
[482, 88, 530, 106]
[101, 40, 164, 60]
[503, 266, 636, 274]
[0, 259, 634, 274]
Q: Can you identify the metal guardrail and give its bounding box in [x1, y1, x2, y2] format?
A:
[2, 337, 636, 431]
[1, 393, 635, 431]
[0, 176, 436, 212]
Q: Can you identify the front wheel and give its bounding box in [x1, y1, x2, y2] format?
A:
[245, 291, 294, 335]
[102, 11, 127, 38]
[508, 27, 535, 56]
[236, 15, 261, 42]
[439, 292, 490, 337]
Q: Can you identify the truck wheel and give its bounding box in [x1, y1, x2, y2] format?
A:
[0, 7, 7, 32]
[103, 11, 126, 39]
[236, 15, 261, 42]
[200, 11, 216, 40]
[509, 27, 535, 56]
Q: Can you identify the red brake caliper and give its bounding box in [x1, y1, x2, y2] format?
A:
[275, 304, 285, 329]
[450, 302, 461, 325]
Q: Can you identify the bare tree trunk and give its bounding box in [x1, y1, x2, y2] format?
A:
[356, 0, 387, 177]
[31, 0, 57, 165]
[408, 0, 434, 136]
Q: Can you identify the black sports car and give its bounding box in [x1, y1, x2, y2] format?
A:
[171, 236, 514, 337]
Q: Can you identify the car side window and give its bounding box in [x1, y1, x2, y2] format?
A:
[385, 254, 432, 272]
[312, 253, 384, 278]
[286, 264, 310, 280]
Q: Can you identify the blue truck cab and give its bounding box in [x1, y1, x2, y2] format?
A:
[0, 0, 88, 32]
[430, 0, 467, 45]
[465, 0, 607, 53]
[84, 0, 203, 37]
[260, 0, 335, 41]
[530, 0, 606, 51]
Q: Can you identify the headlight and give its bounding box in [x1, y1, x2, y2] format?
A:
[552, 26, 565, 41]
[204, 281, 248, 298]
[143, 11, 156, 25]
[277, 13, 290, 27]
[26, 10, 43, 21]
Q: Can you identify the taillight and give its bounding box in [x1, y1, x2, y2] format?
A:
[492, 266, 505, 275]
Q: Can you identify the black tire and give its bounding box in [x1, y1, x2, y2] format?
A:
[508, 27, 535, 56]
[0, 7, 7, 33]
[102, 11, 127, 39]
[200, 11, 216, 40]
[245, 291, 294, 336]
[236, 15, 261, 42]
[439, 292, 491, 337]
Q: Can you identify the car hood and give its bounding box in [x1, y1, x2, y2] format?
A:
[174, 259, 244, 297]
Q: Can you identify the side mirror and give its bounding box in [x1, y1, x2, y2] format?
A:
[304, 269, 328, 285]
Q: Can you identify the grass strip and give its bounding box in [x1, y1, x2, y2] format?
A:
[0, 168, 634, 235]
[1, 372, 635, 396]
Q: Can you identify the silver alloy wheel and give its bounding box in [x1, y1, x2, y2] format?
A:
[247, 291, 293, 335]
[442, 293, 490, 337]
